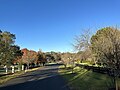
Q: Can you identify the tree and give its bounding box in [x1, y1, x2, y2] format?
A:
[9, 45, 23, 64]
[79, 49, 92, 63]
[13, 46, 23, 64]
[91, 27, 120, 90]
[37, 50, 46, 66]
[74, 29, 91, 51]
[45, 51, 61, 63]
[61, 52, 71, 68]
[74, 29, 92, 63]
[21, 48, 37, 69]
[8, 45, 23, 73]
[0, 31, 16, 73]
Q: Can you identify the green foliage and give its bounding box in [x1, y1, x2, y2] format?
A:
[10, 45, 23, 64]
[37, 50, 46, 63]
[0, 30, 22, 66]
[45, 51, 61, 62]
[91, 27, 120, 69]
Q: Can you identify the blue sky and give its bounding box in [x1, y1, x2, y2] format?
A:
[0, 0, 120, 52]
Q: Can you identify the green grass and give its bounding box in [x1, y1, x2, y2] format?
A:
[59, 66, 120, 90]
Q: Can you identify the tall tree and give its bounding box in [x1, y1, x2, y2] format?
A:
[91, 27, 120, 89]
[21, 48, 37, 68]
[0, 31, 16, 73]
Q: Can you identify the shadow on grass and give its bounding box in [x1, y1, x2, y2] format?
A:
[61, 67, 116, 90]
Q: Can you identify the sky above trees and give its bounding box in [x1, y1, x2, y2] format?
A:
[0, 0, 120, 52]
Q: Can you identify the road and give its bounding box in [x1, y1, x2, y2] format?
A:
[0, 64, 69, 90]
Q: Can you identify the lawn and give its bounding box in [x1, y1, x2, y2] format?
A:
[59, 66, 120, 90]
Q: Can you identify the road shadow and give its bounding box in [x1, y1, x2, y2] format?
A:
[0, 73, 69, 90]
[0, 75, 69, 90]
[0, 63, 69, 90]
[17, 68, 59, 78]
[45, 63, 63, 66]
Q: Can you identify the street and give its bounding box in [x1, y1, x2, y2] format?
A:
[0, 64, 69, 90]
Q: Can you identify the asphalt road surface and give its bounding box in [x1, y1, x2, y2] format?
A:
[0, 64, 69, 90]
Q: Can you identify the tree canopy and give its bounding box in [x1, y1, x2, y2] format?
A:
[91, 27, 120, 69]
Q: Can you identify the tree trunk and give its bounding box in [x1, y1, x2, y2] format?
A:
[72, 67, 74, 74]
[12, 66, 15, 73]
[22, 65, 24, 71]
[115, 77, 118, 90]
[27, 63, 29, 69]
[5, 66, 8, 74]
[64, 64, 66, 68]
[18, 63, 22, 71]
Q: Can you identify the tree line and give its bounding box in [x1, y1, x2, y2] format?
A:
[0, 27, 120, 89]
[56, 27, 120, 90]
[73, 27, 120, 90]
[0, 30, 62, 74]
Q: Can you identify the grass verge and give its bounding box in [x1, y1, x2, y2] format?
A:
[59, 65, 120, 90]
[0, 71, 25, 84]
